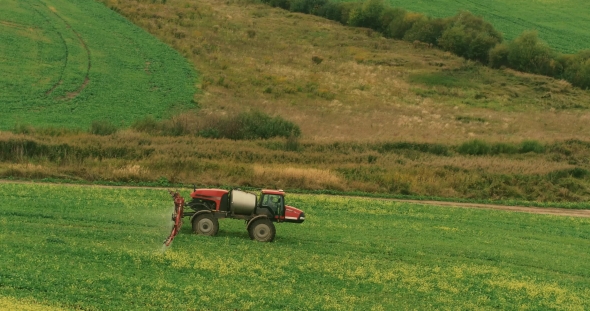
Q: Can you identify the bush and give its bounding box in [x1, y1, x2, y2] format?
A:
[239, 110, 301, 139]
[488, 43, 510, 68]
[89, 120, 118, 136]
[507, 31, 555, 75]
[198, 110, 301, 140]
[457, 140, 491, 155]
[438, 11, 502, 63]
[403, 17, 448, 46]
[290, 0, 328, 14]
[519, 140, 545, 153]
[266, 0, 291, 10]
[490, 142, 518, 154]
[385, 11, 423, 40]
[560, 50, 590, 89]
[131, 116, 161, 134]
[348, 0, 386, 31]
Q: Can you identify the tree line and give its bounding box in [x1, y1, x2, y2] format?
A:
[263, 0, 590, 89]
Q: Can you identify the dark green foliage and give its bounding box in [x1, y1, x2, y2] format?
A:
[507, 31, 555, 75]
[131, 116, 161, 134]
[317, 2, 346, 22]
[438, 11, 502, 63]
[267, 0, 291, 9]
[403, 17, 448, 45]
[488, 43, 510, 68]
[89, 120, 118, 136]
[348, 0, 386, 31]
[385, 10, 422, 39]
[490, 142, 518, 155]
[458, 140, 546, 155]
[199, 111, 301, 140]
[376, 142, 450, 156]
[559, 51, 590, 89]
[519, 140, 545, 153]
[290, 0, 328, 14]
[457, 139, 491, 155]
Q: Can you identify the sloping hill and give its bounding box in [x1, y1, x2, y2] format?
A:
[0, 0, 197, 129]
[99, 0, 590, 142]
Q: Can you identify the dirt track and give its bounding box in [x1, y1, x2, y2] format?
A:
[2, 180, 589, 218]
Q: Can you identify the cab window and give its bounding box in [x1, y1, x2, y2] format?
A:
[262, 194, 283, 215]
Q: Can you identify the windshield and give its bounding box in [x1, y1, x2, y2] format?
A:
[262, 194, 284, 215]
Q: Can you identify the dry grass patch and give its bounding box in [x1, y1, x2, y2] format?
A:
[253, 164, 344, 190]
[99, 0, 590, 142]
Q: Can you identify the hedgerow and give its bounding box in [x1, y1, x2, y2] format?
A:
[260, 0, 590, 89]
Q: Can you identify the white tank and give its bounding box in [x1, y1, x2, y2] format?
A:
[230, 190, 257, 215]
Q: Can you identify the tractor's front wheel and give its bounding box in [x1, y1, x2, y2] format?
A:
[192, 213, 219, 236]
[248, 218, 276, 242]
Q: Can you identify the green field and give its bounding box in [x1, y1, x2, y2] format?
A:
[339, 0, 590, 54]
[0, 0, 197, 130]
[1, 183, 589, 310]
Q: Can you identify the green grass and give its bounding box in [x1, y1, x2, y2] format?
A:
[0, 0, 197, 130]
[343, 0, 590, 54]
[1, 183, 590, 310]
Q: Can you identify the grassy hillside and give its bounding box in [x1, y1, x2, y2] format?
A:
[0, 0, 197, 130]
[366, 0, 590, 54]
[98, 0, 590, 143]
[1, 183, 589, 310]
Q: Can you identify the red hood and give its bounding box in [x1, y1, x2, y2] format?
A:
[284, 205, 305, 223]
[190, 188, 228, 199]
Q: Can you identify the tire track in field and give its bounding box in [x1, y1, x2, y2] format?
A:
[1, 2, 68, 100]
[36, 0, 92, 100]
[0, 180, 589, 218]
[26, 1, 68, 97]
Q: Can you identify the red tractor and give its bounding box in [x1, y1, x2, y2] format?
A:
[164, 188, 305, 245]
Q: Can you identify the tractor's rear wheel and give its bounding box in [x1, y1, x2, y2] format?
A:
[248, 218, 276, 242]
[192, 214, 219, 236]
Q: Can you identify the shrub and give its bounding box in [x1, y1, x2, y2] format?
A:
[239, 110, 301, 139]
[403, 17, 448, 46]
[438, 11, 502, 63]
[317, 2, 345, 22]
[385, 11, 423, 40]
[266, 0, 291, 10]
[490, 142, 518, 155]
[89, 120, 118, 136]
[488, 43, 510, 68]
[507, 31, 554, 75]
[197, 111, 301, 140]
[519, 140, 545, 153]
[348, 0, 386, 31]
[376, 142, 449, 156]
[560, 51, 590, 89]
[457, 140, 491, 155]
[290, 0, 328, 14]
[131, 116, 161, 134]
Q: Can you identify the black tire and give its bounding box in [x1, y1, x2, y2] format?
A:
[192, 213, 219, 236]
[248, 218, 276, 242]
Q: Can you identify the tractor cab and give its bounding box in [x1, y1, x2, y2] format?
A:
[259, 189, 305, 223]
[259, 189, 285, 218]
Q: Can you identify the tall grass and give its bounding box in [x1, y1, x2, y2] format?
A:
[1, 131, 589, 202]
